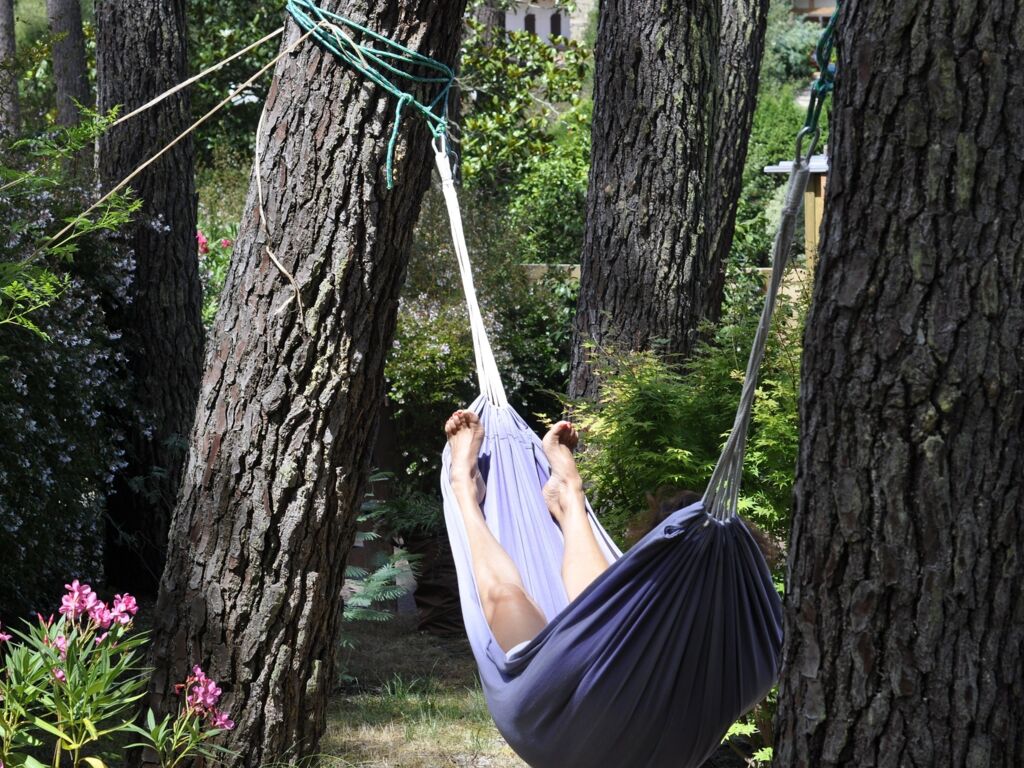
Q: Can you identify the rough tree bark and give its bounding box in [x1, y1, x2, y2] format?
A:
[705, 0, 770, 323]
[46, 0, 89, 126]
[94, 0, 203, 595]
[0, 0, 18, 134]
[571, 0, 767, 398]
[146, 1, 467, 764]
[775, 2, 1024, 766]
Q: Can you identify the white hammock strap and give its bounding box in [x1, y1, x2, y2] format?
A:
[703, 157, 812, 521]
[434, 141, 509, 408]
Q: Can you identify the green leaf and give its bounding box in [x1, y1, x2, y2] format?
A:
[83, 758, 108, 768]
[31, 715, 71, 742]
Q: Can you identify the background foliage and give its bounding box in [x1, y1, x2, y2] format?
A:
[0, 120, 135, 619]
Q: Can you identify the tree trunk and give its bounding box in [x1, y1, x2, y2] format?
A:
[705, 0, 770, 323]
[0, 0, 18, 134]
[94, 0, 202, 596]
[145, 1, 466, 764]
[774, 2, 1024, 766]
[569, 0, 721, 399]
[46, 0, 89, 126]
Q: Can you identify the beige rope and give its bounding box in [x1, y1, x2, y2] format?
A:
[43, 24, 323, 255]
[1, 27, 284, 199]
[108, 26, 286, 129]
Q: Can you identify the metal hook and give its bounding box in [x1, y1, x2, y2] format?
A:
[795, 126, 820, 164]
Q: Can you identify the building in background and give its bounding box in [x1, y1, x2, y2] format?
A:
[487, 1, 596, 43]
[791, 0, 835, 24]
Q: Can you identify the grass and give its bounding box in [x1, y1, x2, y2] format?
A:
[320, 617, 526, 768]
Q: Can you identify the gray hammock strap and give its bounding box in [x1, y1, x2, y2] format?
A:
[434, 140, 510, 408]
[703, 157, 811, 521]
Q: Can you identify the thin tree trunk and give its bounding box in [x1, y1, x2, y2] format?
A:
[569, 0, 721, 399]
[0, 0, 18, 134]
[46, 0, 89, 126]
[145, 1, 466, 764]
[774, 1, 1024, 765]
[94, 0, 202, 595]
[705, 0, 770, 323]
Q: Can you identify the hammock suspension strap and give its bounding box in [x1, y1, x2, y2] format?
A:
[434, 136, 509, 407]
[703, 3, 838, 521]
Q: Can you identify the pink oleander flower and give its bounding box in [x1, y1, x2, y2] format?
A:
[220, 237, 232, 248]
[95, 632, 109, 645]
[193, 678, 222, 710]
[52, 667, 66, 683]
[60, 580, 98, 621]
[0, 622, 11, 643]
[88, 600, 114, 629]
[54, 635, 68, 660]
[210, 709, 235, 731]
[175, 665, 232, 725]
[186, 677, 222, 713]
[110, 593, 138, 625]
[197, 230, 210, 255]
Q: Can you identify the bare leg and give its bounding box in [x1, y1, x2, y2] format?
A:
[542, 421, 610, 601]
[447, 410, 547, 653]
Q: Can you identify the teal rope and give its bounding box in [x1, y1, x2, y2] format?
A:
[803, 3, 839, 135]
[285, 0, 455, 187]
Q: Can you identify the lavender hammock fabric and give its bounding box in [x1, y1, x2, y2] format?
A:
[435, 143, 808, 767]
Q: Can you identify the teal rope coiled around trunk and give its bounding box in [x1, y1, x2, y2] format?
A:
[285, 0, 456, 188]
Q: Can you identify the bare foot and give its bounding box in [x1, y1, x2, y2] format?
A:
[446, 410, 486, 503]
[542, 421, 585, 525]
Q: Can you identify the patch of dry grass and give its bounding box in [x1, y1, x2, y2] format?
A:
[319, 617, 526, 768]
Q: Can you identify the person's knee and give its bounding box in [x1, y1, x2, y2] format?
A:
[484, 581, 528, 615]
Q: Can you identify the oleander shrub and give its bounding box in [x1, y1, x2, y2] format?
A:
[0, 582, 235, 767]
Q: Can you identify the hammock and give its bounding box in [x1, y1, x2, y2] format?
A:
[258, 5, 834, 764]
[436, 140, 811, 767]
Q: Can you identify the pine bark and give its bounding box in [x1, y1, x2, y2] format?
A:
[775, 1, 1024, 766]
[569, 0, 721, 399]
[46, 0, 89, 126]
[145, 1, 466, 764]
[705, 0, 770, 323]
[95, 0, 202, 595]
[0, 0, 17, 134]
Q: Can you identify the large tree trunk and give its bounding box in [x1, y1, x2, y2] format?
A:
[145, 1, 467, 764]
[568, 0, 721, 399]
[95, 0, 202, 595]
[46, 0, 89, 126]
[0, 0, 18, 134]
[774, 2, 1024, 766]
[705, 0, 770, 323]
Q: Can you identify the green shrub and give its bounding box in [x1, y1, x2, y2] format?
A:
[0, 119, 136, 618]
[571, 272, 807, 547]
[459, 20, 590, 190]
[507, 103, 590, 265]
[728, 83, 822, 272]
[760, 1, 823, 87]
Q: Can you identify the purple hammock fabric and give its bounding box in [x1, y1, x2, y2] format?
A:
[440, 396, 783, 768]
